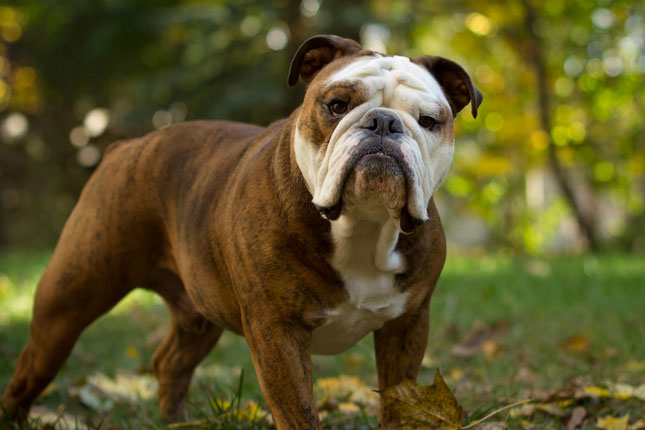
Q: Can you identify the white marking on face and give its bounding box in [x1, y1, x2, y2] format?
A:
[298, 55, 456, 354]
[294, 55, 455, 225]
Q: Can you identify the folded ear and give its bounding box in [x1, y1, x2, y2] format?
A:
[414, 56, 483, 118]
[288, 35, 362, 87]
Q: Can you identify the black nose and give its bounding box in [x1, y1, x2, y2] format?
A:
[361, 110, 403, 137]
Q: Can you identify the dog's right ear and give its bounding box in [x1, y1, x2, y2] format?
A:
[288, 35, 362, 87]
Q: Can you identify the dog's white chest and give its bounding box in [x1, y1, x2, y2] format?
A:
[310, 274, 408, 355]
[310, 214, 408, 355]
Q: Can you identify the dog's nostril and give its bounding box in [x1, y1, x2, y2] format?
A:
[363, 112, 402, 136]
[388, 119, 402, 134]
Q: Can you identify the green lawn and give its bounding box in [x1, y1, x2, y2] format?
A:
[1, 252, 644, 429]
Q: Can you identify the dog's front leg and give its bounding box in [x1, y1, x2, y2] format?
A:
[243, 317, 320, 430]
[374, 296, 431, 427]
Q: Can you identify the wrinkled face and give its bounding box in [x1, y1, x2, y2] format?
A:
[294, 54, 456, 231]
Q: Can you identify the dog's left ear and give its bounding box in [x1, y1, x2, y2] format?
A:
[414, 56, 483, 118]
[288, 35, 362, 87]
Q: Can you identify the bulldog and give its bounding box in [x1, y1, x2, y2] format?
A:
[1, 35, 481, 429]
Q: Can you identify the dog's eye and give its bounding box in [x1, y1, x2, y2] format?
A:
[329, 100, 349, 115]
[418, 116, 438, 130]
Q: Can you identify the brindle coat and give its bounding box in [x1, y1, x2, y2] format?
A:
[1, 35, 480, 430]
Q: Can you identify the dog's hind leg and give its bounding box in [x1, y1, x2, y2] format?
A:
[0, 153, 163, 423]
[0, 221, 139, 423]
[148, 269, 223, 422]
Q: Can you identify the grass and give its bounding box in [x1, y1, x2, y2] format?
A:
[0, 251, 644, 429]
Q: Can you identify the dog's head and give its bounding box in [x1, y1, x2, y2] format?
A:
[289, 35, 482, 233]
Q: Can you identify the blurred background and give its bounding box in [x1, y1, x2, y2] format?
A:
[0, 0, 643, 255]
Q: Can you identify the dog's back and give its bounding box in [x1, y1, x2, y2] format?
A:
[0, 119, 270, 422]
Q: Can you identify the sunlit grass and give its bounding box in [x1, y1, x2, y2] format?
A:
[1, 251, 644, 429]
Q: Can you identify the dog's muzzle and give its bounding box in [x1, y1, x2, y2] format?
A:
[315, 109, 424, 233]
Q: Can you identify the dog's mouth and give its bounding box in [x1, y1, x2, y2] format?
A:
[314, 139, 424, 234]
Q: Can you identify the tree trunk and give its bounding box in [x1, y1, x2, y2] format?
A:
[523, 1, 599, 251]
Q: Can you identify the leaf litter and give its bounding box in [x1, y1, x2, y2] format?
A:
[379, 369, 530, 430]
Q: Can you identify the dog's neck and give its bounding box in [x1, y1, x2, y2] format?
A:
[331, 207, 404, 276]
[271, 109, 405, 286]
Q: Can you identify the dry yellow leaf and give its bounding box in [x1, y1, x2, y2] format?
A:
[597, 414, 630, 430]
[30, 406, 88, 430]
[338, 402, 361, 415]
[482, 340, 500, 361]
[560, 334, 591, 353]
[86, 371, 157, 402]
[583, 384, 645, 401]
[566, 406, 586, 430]
[315, 374, 379, 410]
[126, 345, 140, 359]
[610, 383, 645, 401]
[535, 402, 567, 417]
[380, 369, 464, 430]
[583, 386, 612, 398]
[449, 368, 464, 381]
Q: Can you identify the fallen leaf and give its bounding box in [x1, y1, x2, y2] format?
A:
[315, 374, 379, 411]
[318, 410, 329, 422]
[580, 384, 645, 401]
[581, 386, 612, 398]
[629, 419, 645, 430]
[609, 383, 645, 401]
[535, 402, 567, 417]
[125, 345, 140, 360]
[597, 414, 630, 430]
[338, 402, 361, 415]
[479, 422, 505, 430]
[78, 384, 114, 412]
[448, 368, 464, 381]
[88, 371, 157, 402]
[30, 406, 88, 430]
[518, 403, 536, 417]
[380, 369, 464, 430]
[560, 334, 591, 353]
[451, 320, 507, 359]
[566, 406, 586, 430]
[70, 370, 158, 411]
[481, 340, 501, 361]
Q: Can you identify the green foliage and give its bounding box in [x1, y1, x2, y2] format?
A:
[0, 0, 643, 252]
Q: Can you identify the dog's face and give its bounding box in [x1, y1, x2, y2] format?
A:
[289, 35, 482, 233]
